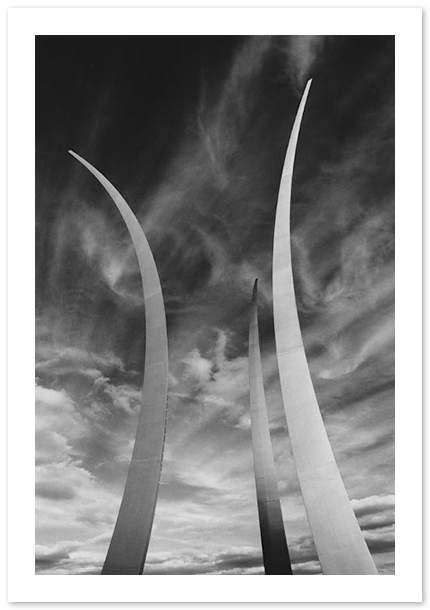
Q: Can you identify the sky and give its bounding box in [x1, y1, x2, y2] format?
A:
[35, 35, 395, 576]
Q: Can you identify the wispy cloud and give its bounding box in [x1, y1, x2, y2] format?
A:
[36, 36, 394, 575]
[278, 35, 328, 91]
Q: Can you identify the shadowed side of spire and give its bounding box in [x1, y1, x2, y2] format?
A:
[249, 279, 292, 575]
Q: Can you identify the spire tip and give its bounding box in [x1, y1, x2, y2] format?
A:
[251, 278, 259, 303]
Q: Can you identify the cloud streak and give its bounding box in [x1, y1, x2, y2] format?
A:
[35, 35, 394, 575]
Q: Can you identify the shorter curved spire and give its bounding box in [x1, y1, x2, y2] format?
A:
[249, 279, 292, 575]
[69, 151, 169, 575]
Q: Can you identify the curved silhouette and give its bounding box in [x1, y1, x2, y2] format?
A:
[249, 279, 292, 574]
[69, 151, 168, 575]
[271, 83, 377, 574]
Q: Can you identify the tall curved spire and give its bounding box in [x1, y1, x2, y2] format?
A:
[69, 151, 168, 575]
[271, 82, 377, 574]
[249, 279, 292, 575]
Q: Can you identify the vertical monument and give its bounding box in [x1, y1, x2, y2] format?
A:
[249, 279, 292, 575]
[69, 151, 169, 575]
[271, 82, 378, 574]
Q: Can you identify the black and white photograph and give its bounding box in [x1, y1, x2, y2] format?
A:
[35, 33, 395, 577]
[7, 6, 422, 603]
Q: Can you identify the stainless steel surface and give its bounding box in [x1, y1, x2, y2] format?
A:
[249, 280, 292, 575]
[272, 84, 378, 574]
[69, 151, 169, 575]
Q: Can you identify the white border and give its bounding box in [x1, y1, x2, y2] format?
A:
[8, 6, 422, 604]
